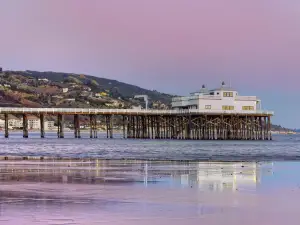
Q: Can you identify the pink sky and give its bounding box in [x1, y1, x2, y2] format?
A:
[0, 0, 299, 126]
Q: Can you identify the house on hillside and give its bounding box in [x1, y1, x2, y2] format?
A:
[8, 116, 23, 128]
[27, 116, 55, 130]
[131, 105, 142, 110]
[38, 78, 49, 82]
[62, 87, 68, 93]
[27, 115, 40, 129]
[6, 115, 55, 130]
[105, 100, 124, 107]
[82, 86, 92, 92]
[70, 84, 79, 89]
[45, 120, 55, 130]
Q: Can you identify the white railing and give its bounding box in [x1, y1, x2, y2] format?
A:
[172, 95, 222, 102]
[173, 95, 259, 102]
[235, 96, 258, 101]
[172, 96, 199, 101]
[0, 107, 274, 115]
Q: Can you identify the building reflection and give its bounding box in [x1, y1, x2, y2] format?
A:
[142, 161, 273, 191]
[179, 162, 260, 191]
[138, 161, 270, 192]
[0, 160, 273, 191]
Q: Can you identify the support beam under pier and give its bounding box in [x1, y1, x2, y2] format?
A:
[74, 114, 80, 138]
[4, 113, 8, 138]
[105, 115, 113, 138]
[23, 114, 28, 138]
[89, 115, 97, 138]
[40, 114, 45, 138]
[122, 115, 126, 139]
[74, 113, 273, 141]
[109, 115, 113, 138]
[57, 114, 64, 138]
[268, 115, 272, 140]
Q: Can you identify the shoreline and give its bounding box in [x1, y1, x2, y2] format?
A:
[0, 155, 285, 163]
[0, 129, 124, 133]
[0, 129, 297, 135]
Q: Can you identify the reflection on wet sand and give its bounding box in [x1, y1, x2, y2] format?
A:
[189, 162, 260, 191]
[0, 160, 290, 225]
[0, 160, 271, 192]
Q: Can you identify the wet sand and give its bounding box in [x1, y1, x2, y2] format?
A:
[0, 160, 298, 224]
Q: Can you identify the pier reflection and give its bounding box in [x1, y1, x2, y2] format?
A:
[0, 160, 273, 192]
[179, 162, 260, 191]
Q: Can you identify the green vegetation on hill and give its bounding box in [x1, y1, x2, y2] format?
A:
[64, 76, 82, 84]
[0, 70, 173, 109]
[22, 70, 173, 103]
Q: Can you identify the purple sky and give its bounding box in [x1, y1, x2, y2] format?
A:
[0, 0, 299, 127]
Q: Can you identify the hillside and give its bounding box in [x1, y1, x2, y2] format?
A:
[272, 124, 295, 133]
[0, 68, 292, 132]
[0, 70, 173, 109]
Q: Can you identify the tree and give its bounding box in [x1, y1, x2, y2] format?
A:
[90, 79, 99, 86]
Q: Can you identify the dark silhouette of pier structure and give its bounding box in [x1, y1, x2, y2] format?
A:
[0, 108, 273, 140]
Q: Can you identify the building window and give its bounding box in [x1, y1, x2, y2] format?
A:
[222, 105, 234, 110]
[242, 106, 254, 110]
[205, 105, 211, 109]
[223, 92, 233, 97]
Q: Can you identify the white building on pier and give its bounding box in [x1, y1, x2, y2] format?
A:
[171, 82, 262, 111]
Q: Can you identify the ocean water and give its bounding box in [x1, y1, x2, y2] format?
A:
[0, 132, 299, 161]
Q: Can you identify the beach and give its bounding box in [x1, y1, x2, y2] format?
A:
[0, 159, 298, 224]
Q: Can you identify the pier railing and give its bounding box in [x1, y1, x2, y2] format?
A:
[0, 107, 274, 115]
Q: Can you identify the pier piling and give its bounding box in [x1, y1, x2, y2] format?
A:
[23, 114, 28, 138]
[4, 113, 8, 138]
[0, 108, 273, 140]
[57, 114, 64, 138]
[122, 116, 126, 139]
[89, 115, 97, 138]
[40, 114, 45, 138]
[74, 114, 81, 138]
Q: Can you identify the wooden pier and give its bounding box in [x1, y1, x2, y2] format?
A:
[0, 108, 274, 140]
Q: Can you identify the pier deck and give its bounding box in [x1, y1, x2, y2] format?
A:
[0, 108, 274, 140]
